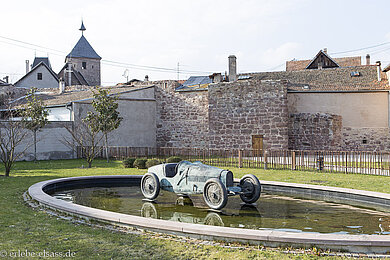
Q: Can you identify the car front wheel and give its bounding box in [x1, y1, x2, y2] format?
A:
[141, 172, 160, 200]
[203, 178, 228, 210]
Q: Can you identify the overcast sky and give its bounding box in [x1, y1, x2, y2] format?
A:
[1, 0, 390, 85]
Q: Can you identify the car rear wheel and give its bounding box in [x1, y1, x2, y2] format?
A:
[239, 174, 261, 204]
[141, 172, 160, 200]
[203, 178, 228, 210]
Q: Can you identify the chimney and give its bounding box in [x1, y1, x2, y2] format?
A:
[210, 73, 222, 83]
[25, 60, 30, 74]
[3, 76, 8, 83]
[376, 61, 381, 81]
[58, 78, 65, 94]
[144, 75, 149, 82]
[366, 54, 370, 65]
[228, 55, 237, 82]
[323, 48, 328, 54]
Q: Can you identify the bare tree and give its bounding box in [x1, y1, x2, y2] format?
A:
[0, 118, 31, 176]
[62, 120, 103, 168]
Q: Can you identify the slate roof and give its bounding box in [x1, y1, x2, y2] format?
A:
[32, 57, 51, 69]
[57, 64, 89, 86]
[66, 35, 101, 59]
[176, 76, 212, 90]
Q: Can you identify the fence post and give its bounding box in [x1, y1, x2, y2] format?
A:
[238, 150, 243, 168]
[264, 150, 268, 170]
[345, 152, 348, 174]
[291, 151, 296, 170]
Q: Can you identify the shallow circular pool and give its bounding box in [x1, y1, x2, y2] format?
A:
[50, 186, 390, 235]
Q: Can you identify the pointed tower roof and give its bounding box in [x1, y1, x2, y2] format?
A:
[66, 22, 101, 59]
[80, 20, 86, 33]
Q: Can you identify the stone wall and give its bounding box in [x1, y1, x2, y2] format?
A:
[154, 81, 209, 148]
[67, 57, 101, 86]
[341, 127, 390, 151]
[142, 79, 390, 152]
[288, 113, 343, 150]
[208, 79, 289, 149]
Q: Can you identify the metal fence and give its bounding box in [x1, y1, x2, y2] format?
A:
[78, 146, 390, 176]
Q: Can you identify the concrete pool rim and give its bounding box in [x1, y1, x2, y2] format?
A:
[27, 175, 390, 254]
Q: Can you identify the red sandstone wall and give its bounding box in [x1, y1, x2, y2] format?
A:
[154, 81, 209, 148]
[208, 79, 289, 150]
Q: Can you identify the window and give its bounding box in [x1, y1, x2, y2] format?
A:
[37, 73, 42, 80]
[82, 62, 87, 69]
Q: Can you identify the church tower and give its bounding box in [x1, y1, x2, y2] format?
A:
[65, 21, 101, 86]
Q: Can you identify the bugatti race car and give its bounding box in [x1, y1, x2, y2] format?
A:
[140, 161, 261, 210]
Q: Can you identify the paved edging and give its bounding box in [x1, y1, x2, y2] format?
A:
[28, 175, 390, 254]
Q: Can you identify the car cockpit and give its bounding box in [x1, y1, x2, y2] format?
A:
[164, 163, 178, 178]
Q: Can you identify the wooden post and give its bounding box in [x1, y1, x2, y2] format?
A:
[238, 150, 243, 168]
[291, 151, 296, 170]
[264, 150, 268, 170]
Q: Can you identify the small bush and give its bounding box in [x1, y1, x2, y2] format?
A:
[123, 158, 136, 168]
[166, 156, 182, 163]
[146, 159, 160, 168]
[133, 158, 147, 169]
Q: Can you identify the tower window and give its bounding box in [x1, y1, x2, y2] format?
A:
[37, 73, 42, 80]
[82, 62, 87, 69]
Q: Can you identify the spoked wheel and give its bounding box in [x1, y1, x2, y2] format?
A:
[141, 172, 160, 200]
[239, 174, 261, 204]
[141, 202, 158, 219]
[203, 178, 228, 210]
[204, 212, 224, 226]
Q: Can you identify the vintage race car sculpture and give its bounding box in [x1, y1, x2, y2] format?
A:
[140, 161, 261, 210]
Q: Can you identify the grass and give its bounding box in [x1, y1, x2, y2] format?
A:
[1, 159, 390, 259]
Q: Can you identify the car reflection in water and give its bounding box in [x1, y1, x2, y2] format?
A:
[140, 196, 262, 228]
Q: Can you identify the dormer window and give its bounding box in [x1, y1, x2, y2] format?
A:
[37, 73, 42, 80]
[306, 50, 340, 70]
[82, 62, 87, 69]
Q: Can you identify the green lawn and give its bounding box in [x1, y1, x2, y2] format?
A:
[1, 159, 389, 259]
